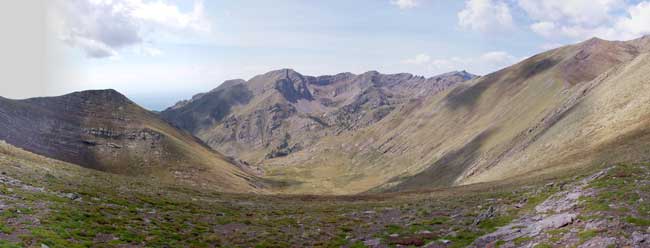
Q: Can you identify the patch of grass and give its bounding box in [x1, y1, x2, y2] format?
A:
[339, 225, 354, 233]
[0, 185, 11, 195]
[406, 222, 432, 233]
[638, 204, 650, 217]
[478, 215, 514, 232]
[580, 196, 611, 212]
[384, 224, 404, 234]
[578, 230, 599, 244]
[427, 216, 450, 225]
[0, 208, 19, 219]
[534, 243, 553, 248]
[29, 227, 86, 248]
[624, 216, 650, 226]
[117, 230, 144, 243]
[513, 236, 533, 246]
[324, 233, 349, 248]
[0, 223, 14, 234]
[546, 228, 568, 243]
[546, 229, 567, 236]
[577, 214, 601, 221]
[0, 240, 21, 248]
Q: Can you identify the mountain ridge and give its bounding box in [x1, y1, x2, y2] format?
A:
[0, 89, 260, 193]
[160, 69, 477, 166]
[3, 36, 650, 195]
[158, 36, 650, 194]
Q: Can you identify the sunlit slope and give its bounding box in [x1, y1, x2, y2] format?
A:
[263, 36, 650, 194]
[468, 49, 650, 184]
[0, 90, 259, 193]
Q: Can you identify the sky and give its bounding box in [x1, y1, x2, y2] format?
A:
[4, 0, 650, 110]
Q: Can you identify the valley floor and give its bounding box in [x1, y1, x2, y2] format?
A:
[1, 142, 649, 247]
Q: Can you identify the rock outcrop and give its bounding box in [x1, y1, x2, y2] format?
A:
[161, 69, 476, 164]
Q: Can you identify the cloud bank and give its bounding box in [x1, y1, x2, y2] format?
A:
[458, 0, 514, 33]
[457, 0, 650, 41]
[48, 0, 210, 58]
[520, 0, 650, 41]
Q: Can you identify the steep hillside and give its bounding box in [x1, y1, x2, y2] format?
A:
[258, 36, 650, 194]
[2, 138, 648, 247]
[0, 90, 259, 193]
[161, 70, 475, 164]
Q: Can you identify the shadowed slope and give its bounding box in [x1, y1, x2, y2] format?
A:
[0, 90, 259, 193]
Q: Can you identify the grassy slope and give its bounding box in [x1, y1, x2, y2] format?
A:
[115, 103, 260, 193]
[0, 140, 606, 248]
[466, 51, 650, 184]
[263, 38, 650, 195]
[3, 140, 647, 247]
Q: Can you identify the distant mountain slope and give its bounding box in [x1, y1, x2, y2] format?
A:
[257, 36, 650, 194]
[0, 90, 259, 193]
[161, 70, 476, 164]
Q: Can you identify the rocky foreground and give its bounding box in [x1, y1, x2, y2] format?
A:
[1, 140, 649, 247]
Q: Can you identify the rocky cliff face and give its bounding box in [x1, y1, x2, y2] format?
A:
[0, 90, 259, 193]
[161, 69, 476, 163]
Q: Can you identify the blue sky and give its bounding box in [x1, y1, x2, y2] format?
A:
[45, 0, 650, 110]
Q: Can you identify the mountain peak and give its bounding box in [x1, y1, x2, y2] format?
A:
[261, 68, 302, 77]
[435, 70, 477, 80]
[212, 79, 247, 92]
[68, 88, 125, 97]
[20, 89, 133, 108]
[66, 89, 133, 105]
[586, 36, 605, 42]
[360, 70, 381, 76]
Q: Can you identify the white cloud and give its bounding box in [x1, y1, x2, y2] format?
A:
[63, 36, 118, 58]
[129, 0, 209, 32]
[48, 0, 210, 58]
[518, 0, 624, 26]
[402, 54, 431, 65]
[404, 51, 520, 75]
[530, 21, 556, 38]
[519, 0, 650, 41]
[613, 1, 650, 38]
[391, 0, 418, 9]
[479, 51, 518, 66]
[458, 0, 514, 32]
